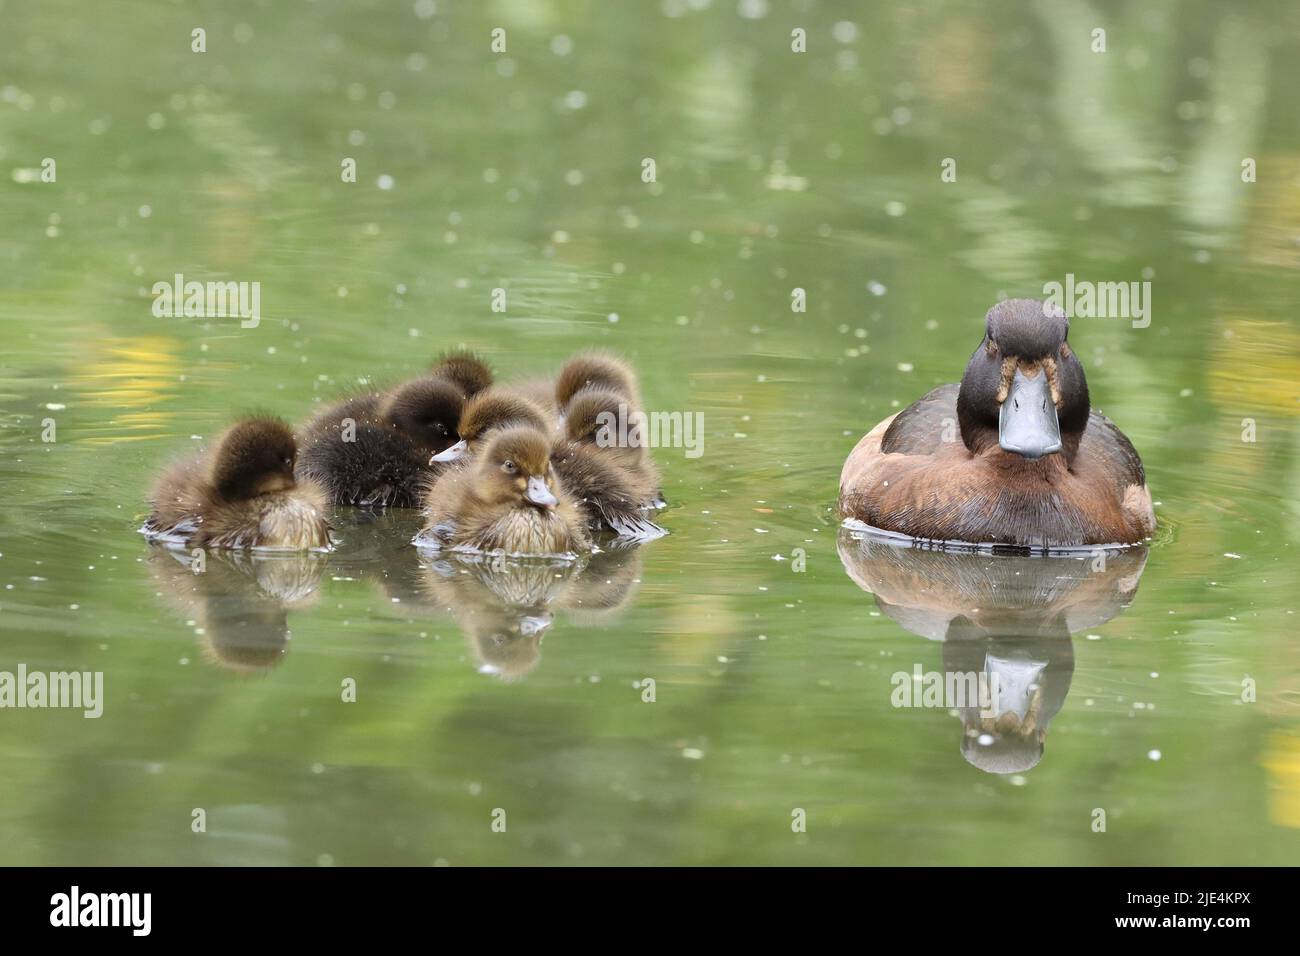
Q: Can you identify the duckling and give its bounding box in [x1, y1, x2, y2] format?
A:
[430, 348, 494, 398]
[429, 389, 550, 465]
[554, 351, 642, 411]
[417, 425, 590, 556]
[838, 299, 1155, 548]
[551, 386, 667, 540]
[555, 352, 668, 509]
[296, 351, 492, 507]
[144, 417, 332, 550]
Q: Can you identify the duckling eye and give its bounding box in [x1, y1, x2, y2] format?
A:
[502, 459, 517, 474]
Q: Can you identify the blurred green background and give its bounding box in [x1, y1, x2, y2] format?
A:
[1, 0, 1298, 864]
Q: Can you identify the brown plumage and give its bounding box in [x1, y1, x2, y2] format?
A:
[552, 385, 666, 539]
[417, 426, 589, 556]
[508, 375, 562, 416]
[144, 417, 332, 550]
[295, 352, 492, 507]
[429, 389, 551, 465]
[554, 351, 642, 410]
[431, 349, 494, 398]
[838, 299, 1155, 549]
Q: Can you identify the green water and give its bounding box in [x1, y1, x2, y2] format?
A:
[2, 0, 1299, 865]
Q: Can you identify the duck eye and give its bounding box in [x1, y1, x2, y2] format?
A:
[502, 460, 517, 474]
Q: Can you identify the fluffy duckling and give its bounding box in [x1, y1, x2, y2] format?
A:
[296, 351, 492, 508]
[144, 417, 332, 550]
[430, 349, 494, 398]
[429, 389, 550, 465]
[555, 351, 668, 509]
[551, 387, 667, 539]
[555, 351, 642, 411]
[417, 425, 590, 556]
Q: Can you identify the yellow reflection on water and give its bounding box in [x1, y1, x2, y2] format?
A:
[1263, 733, 1300, 829]
[1208, 319, 1300, 417]
[67, 334, 181, 443]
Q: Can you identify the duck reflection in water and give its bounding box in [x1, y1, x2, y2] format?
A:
[418, 545, 642, 682]
[147, 545, 330, 673]
[838, 528, 1148, 774]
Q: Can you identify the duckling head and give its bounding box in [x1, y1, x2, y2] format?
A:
[211, 417, 299, 501]
[475, 426, 562, 511]
[381, 377, 466, 454]
[563, 385, 630, 446]
[956, 298, 1090, 461]
[431, 390, 548, 464]
[430, 349, 493, 398]
[555, 351, 639, 411]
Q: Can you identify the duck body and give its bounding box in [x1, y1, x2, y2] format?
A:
[296, 391, 437, 508]
[418, 426, 590, 557]
[296, 352, 492, 508]
[145, 418, 332, 551]
[838, 300, 1155, 549]
[440, 497, 590, 556]
[551, 438, 665, 539]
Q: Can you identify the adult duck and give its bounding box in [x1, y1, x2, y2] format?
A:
[838, 299, 1154, 549]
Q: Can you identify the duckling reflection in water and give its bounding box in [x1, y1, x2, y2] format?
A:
[147, 545, 330, 673]
[419, 546, 643, 681]
[839, 527, 1148, 774]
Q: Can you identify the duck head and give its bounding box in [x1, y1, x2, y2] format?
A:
[430, 350, 493, 398]
[476, 426, 562, 511]
[381, 377, 466, 454]
[211, 417, 299, 501]
[431, 390, 548, 464]
[956, 298, 1090, 462]
[555, 352, 639, 410]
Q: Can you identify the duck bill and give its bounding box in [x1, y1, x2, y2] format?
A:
[525, 476, 558, 508]
[518, 612, 553, 638]
[430, 439, 468, 464]
[998, 368, 1062, 460]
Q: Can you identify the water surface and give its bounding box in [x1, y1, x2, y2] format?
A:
[1, 0, 1298, 865]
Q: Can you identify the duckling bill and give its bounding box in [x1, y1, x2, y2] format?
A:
[429, 388, 549, 465]
[838, 299, 1155, 549]
[143, 417, 332, 550]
